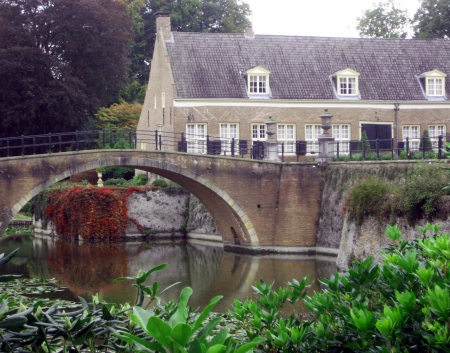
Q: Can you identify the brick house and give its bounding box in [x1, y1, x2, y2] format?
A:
[137, 12, 450, 161]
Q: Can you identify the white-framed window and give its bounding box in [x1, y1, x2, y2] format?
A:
[220, 123, 239, 155]
[427, 78, 444, 96]
[245, 66, 270, 96]
[249, 75, 267, 94]
[403, 125, 420, 150]
[419, 70, 446, 98]
[305, 124, 322, 154]
[252, 124, 266, 141]
[277, 124, 295, 154]
[339, 77, 357, 95]
[333, 124, 350, 153]
[332, 68, 360, 97]
[429, 125, 446, 151]
[154, 94, 157, 109]
[186, 123, 206, 154]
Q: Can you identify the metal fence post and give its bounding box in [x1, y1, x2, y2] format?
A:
[76, 131, 79, 151]
[336, 141, 340, 160]
[376, 138, 379, 160]
[439, 135, 443, 159]
[48, 133, 52, 153]
[362, 140, 366, 161]
[59, 134, 62, 153]
[406, 137, 409, 159]
[281, 143, 284, 162]
[21, 135, 25, 156]
[231, 138, 235, 157]
[33, 137, 36, 155]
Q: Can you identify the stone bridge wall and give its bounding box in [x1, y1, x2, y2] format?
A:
[0, 150, 323, 252]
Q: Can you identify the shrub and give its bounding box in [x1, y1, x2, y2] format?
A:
[103, 177, 128, 186]
[129, 173, 147, 186]
[152, 179, 168, 188]
[352, 153, 363, 161]
[380, 152, 393, 160]
[366, 151, 378, 160]
[357, 130, 371, 152]
[400, 164, 450, 222]
[346, 178, 391, 226]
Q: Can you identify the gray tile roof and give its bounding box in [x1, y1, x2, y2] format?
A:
[166, 32, 450, 101]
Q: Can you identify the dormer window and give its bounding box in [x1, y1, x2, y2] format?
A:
[418, 69, 446, 99]
[245, 66, 270, 98]
[331, 68, 360, 100]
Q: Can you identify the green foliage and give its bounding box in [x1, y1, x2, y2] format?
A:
[357, 0, 409, 38]
[357, 131, 371, 153]
[346, 178, 391, 226]
[400, 164, 450, 222]
[380, 152, 393, 160]
[413, 0, 450, 38]
[152, 179, 169, 188]
[98, 166, 135, 180]
[0, 0, 133, 137]
[420, 129, 433, 151]
[96, 100, 142, 130]
[345, 164, 450, 226]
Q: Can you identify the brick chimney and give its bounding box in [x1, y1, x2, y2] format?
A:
[156, 12, 171, 41]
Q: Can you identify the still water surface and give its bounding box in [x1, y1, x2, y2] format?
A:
[1, 234, 336, 312]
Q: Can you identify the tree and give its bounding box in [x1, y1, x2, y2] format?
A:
[358, 131, 371, 152]
[0, 0, 133, 137]
[357, 0, 410, 38]
[96, 101, 142, 129]
[130, 0, 252, 86]
[419, 129, 433, 151]
[413, 0, 450, 38]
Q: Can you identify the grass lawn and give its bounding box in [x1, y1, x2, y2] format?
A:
[12, 213, 32, 221]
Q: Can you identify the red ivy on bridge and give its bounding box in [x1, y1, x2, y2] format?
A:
[44, 185, 156, 240]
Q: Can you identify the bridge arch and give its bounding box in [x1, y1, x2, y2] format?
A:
[7, 155, 259, 246]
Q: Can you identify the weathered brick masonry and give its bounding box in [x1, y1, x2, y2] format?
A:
[0, 150, 322, 252]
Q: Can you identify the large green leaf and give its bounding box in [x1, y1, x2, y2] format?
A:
[207, 328, 229, 348]
[205, 345, 226, 353]
[136, 264, 167, 285]
[192, 295, 223, 332]
[169, 287, 193, 328]
[172, 322, 192, 347]
[131, 306, 152, 331]
[146, 316, 173, 348]
[234, 337, 266, 353]
[116, 330, 165, 352]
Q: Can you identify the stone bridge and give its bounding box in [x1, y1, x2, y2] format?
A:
[0, 150, 323, 253]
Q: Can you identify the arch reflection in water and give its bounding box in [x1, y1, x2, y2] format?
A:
[6, 236, 336, 312]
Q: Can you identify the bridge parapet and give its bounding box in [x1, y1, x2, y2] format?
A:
[0, 150, 322, 253]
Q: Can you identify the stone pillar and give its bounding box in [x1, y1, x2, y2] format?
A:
[315, 109, 335, 165]
[264, 116, 280, 162]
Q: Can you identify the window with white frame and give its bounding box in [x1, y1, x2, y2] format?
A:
[252, 124, 266, 141]
[220, 123, 239, 154]
[333, 124, 350, 153]
[403, 125, 420, 150]
[339, 77, 357, 95]
[332, 68, 360, 97]
[245, 66, 270, 96]
[186, 123, 206, 154]
[154, 94, 157, 109]
[305, 124, 322, 153]
[418, 70, 446, 98]
[429, 125, 446, 151]
[277, 124, 295, 154]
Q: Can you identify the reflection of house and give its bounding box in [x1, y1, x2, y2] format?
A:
[137, 12, 450, 160]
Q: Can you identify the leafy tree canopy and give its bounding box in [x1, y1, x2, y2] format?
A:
[96, 101, 142, 129]
[357, 0, 409, 38]
[0, 0, 133, 137]
[413, 0, 450, 38]
[130, 0, 251, 85]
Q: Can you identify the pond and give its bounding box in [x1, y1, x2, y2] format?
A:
[0, 234, 337, 312]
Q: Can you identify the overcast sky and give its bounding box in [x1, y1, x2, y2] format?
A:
[243, 0, 421, 37]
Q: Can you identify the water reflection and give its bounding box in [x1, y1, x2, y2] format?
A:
[0, 235, 337, 312]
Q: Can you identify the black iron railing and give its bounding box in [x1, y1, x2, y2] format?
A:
[1, 130, 448, 162]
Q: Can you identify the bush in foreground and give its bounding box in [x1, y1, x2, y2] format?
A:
[1, 224, 449, 352]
